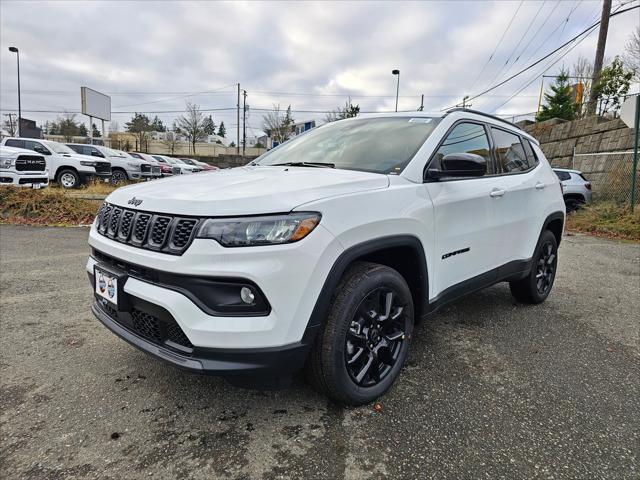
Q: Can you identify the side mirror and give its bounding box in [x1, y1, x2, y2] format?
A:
[34, 146, 50, 155]
[427, 153, 486, 180]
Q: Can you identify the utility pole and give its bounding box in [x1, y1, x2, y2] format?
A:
[236, 83, 240, 155]
[418, 94, 424, 111]
[462, 95, 469, 108]
[242, 89, 247, 159]
[587, 0, 612, 116]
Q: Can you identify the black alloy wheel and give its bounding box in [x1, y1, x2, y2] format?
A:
[345, 288, 407, 387]
[536, 240, 557, 295]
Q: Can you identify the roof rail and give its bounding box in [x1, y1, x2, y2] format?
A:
[445, 107, 519, 129]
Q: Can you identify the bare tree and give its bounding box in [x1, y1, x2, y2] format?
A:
[262, 104, 294, 144]
[175, 102, 206, 155]
[622, 26, 639, 81]
[3, 114, 17, 136]
[161, 131, 180, 155]
[572, 56, 594, 117]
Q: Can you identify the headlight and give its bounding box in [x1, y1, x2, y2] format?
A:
[80, 160, 97, 167]
[197, 212, 321, 247]
[0, 156, 13, 168]
[127, 161, 140, 169]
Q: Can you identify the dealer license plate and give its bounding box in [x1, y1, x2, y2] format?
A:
[95, 267, 118, 305]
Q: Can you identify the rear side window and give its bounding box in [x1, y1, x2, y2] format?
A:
[522, 139, 539, 168]
[432, 122, 494, 175]
[555, 171, 571, 181]
[5, 139, 25, 148]
[491, 127, 530, 174]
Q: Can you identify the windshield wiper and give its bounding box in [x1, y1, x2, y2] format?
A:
[272, 161, 335, 168]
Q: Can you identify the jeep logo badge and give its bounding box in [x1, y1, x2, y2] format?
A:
[127, 197, 143, 207]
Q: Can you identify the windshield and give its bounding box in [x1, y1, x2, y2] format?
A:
[153, 155, 171, 164]
[173, 158, 186, 164]
[254, 116, 441, 174]
[104, 147, 127, 158]
[44, 141, 76, 154]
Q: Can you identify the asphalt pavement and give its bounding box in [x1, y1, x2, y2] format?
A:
[1, 225, 638, 479]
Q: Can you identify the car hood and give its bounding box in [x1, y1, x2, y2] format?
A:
[106, 166, 389, 215]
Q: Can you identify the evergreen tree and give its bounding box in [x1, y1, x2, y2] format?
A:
[151, 115, 166, 132]
[92, 123, 102, 138]
[536, 71, 577, 122]
[202, 115, 216, 135]
[78, 124, 88, 136]
[217, 121, 226, 138]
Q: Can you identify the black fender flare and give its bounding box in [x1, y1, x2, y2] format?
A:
[541, 211, 565, 246]
[302, 235, 429, 343]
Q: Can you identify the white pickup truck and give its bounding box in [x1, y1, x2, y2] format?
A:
[67, 144, 161, 184]
[1, 138, 111, 188]
[0, 145, 49, 188]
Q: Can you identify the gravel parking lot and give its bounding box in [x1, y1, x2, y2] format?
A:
[1, 225, 638, 479]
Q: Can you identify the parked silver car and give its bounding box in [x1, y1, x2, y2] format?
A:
[554, 168, 592, 211]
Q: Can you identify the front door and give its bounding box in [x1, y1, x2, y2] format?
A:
[424, 121, 504, 299]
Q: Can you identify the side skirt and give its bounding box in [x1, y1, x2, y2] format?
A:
[424, 258, 533, 315]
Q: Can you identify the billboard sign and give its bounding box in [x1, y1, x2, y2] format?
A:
[81, 87, 111, 121]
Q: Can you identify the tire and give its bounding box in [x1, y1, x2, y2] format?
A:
[57, 169, 80, 189]
[110, 169, 128, 185]
[565, 197, 584, 213]
[510, 230, 558, 304]
[306, 262, 414, 405]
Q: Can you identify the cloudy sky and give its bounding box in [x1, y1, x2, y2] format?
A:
[1, 0, 638, 143]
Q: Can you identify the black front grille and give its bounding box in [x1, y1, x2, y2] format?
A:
[141, 164, 151, 174]
[15, 156, 46, 171]
[151, 166, 161, 175]
[95, 162, 111, 174]
[18, 177, 48, 185]
[96, 202, 200, 255]
[171, 166, 182, 175]
[130, 308, 193, 349]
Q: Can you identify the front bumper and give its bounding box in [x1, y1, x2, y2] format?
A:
[0, 170, 49, 187]
[91, 299, 317, 379]
[87, 222, 341, 349]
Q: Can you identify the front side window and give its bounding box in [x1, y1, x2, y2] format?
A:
[491, 128, 529, 173]
[432, 122, 493, 175]
[24, 141, 50, 155]
[255, 117, 441, 174]
[43, 141, 76, 155]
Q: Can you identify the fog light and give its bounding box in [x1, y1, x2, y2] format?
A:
[240, 287, 255, 304]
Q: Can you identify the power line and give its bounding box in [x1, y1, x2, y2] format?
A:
[441, 3, 639, 111]
[467, 0, 525, 92]
[490, 0, 636, 113]
[112, 84, 237, 108]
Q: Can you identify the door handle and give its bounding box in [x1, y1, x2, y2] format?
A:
[535, 182, 546, 190]
[490, 188, 506, 198]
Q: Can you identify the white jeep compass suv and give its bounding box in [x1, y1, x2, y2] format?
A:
[87, 109, 565, 405]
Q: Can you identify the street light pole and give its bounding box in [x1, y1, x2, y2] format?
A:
[392, 69, 400, 112]
[8, 47, 21, 137]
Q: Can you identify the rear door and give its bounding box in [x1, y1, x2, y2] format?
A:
[424, 121, 503, 298]
[489, 127, 542, 263]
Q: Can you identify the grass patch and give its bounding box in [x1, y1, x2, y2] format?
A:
[49, 180, 128, 196]
[566, 202, 640, 242]
[0, 187, 100, 226]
